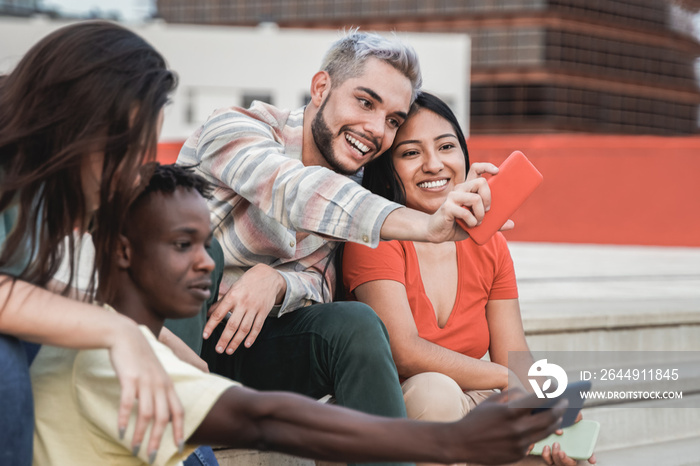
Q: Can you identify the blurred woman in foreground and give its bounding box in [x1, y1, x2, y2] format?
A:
[0, 21, 183, 464]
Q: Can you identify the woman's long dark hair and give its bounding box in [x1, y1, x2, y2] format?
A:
[0, 21, 177, 300]
[361, 91, 470, 203]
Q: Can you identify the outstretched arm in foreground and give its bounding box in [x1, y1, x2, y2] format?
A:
[190, 386, 566, 465]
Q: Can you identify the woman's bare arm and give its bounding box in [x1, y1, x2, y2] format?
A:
[0, 276, 185, 457]
[486, 299, 533, 388]
[354, 279, 510, 390]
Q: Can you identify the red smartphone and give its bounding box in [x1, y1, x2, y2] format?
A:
[457, 151, 543, 245]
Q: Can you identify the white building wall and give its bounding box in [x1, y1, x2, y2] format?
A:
[0, 16, 470, 142]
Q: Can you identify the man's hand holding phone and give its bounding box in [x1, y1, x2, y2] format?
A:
[457, 151, 543, 244]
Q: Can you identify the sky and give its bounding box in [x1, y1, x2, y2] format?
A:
[41, 0, 154, 22]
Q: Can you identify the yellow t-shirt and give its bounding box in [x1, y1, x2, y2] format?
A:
[30, 306, 238, 466]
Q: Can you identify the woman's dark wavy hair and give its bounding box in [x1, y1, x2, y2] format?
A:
[335, 92, 470, 299]
[0, 21, 177, 300]
[361, 91, 470, 204]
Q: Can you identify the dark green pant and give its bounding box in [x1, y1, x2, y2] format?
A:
[201, 301, 411, 466]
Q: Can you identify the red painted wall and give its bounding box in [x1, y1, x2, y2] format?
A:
[468, 135, 700, 247]
[157, 142, 183, 165]
[159, 134, 700, 247]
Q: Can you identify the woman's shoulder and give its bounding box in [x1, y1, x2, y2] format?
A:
[342, 240, 413, 292]
[344, 238, 409, 258]
[489, 231, 510, 249]
[342, 239, 411, 276]
[458, 232, 511, 260]
[460, 231, 507, 247]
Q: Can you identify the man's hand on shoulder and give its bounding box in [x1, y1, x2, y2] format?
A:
[202, 264, 287, 355]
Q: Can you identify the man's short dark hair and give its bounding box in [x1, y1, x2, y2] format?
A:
[136, 163, 212, 203]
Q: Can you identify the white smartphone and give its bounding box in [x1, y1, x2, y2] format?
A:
[530, 419, 600, 461]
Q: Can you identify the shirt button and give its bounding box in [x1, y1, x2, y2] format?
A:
[362, 234, 369, 243]
[289, 240, 295, 247]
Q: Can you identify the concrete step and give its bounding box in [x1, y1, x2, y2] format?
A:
[593, 435, 700, 466]
[520, 282, 700, 352]
[214, 438, 700, 466]
[213, 449, 312, 466]
[519, 277, 700, 353]
[508, 243, 700, 279]
[583, 394, 700, 452]
[509, 242, 700, 353]
[581, 363, 700, 409]
[214, 398, 336, 466]
[525, 322, 700, 352]
[518, 355, 700, 408]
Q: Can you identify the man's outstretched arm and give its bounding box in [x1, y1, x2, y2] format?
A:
[379, 163, 515, 244]
[189, 386, 565, 465]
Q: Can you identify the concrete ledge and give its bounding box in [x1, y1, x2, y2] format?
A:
[584, 394, 700, 451]
[214, 449, 314, 466]
[594, 435, 700, 466]
[525, 324, 700, 352]
[522, 302, 700, 334]
[213, 396, 336, 466]
[510, 242, 700, 336]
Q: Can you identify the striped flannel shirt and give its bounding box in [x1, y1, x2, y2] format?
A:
[177, 101, 401, 316]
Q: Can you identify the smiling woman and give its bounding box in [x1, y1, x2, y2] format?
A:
[391, 109, 467, 214]
[343, 92, 595, 466]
